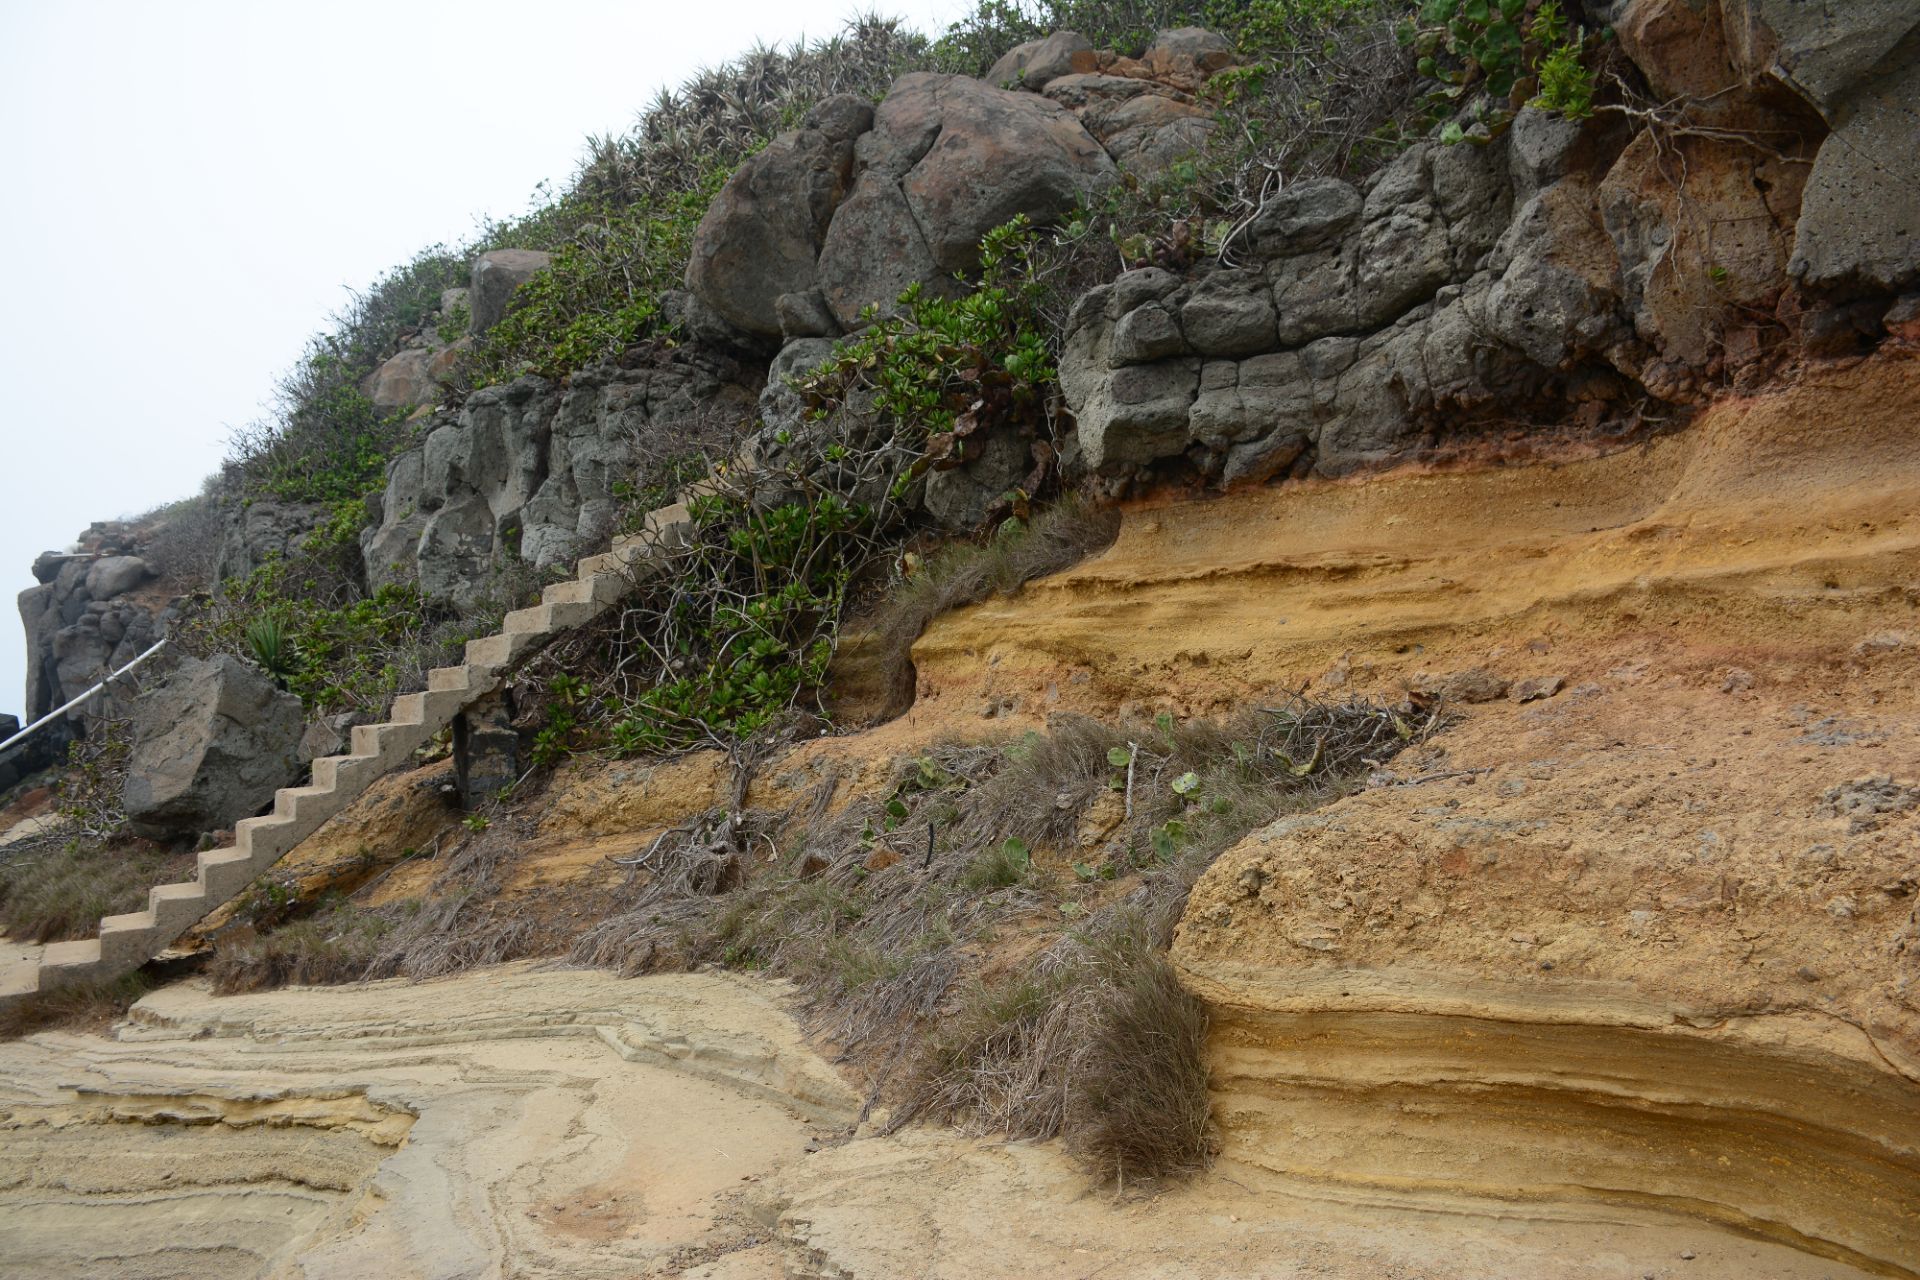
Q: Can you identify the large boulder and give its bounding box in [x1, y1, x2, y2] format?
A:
[685, 95, 874, 336]
[983, 30, 1095, 91]
[469, 249, 552, 335]
[364, 347, 440, 417]
[816, 74, 1117, 327]
[83, 555, 151, 600]
[121, 654, 305, 839]
[1789, 58, 1920, 294]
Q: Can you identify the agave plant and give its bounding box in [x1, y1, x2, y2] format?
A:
[245, 616, 298, 684]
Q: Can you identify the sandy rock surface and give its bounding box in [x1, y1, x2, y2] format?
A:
[0, 966, 857, 1279]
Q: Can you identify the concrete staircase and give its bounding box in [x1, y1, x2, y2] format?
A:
[0, 503, 691, 1008]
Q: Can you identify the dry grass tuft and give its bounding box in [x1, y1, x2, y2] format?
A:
[0, 972, 152, 1040]
[904, 911, 1212, 1182]
[562, 692, 1443, 1180]
[207, 895, 398, 995]
[0, 833, 196, 943]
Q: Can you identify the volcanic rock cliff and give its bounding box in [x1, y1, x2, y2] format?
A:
[6, 2, 1920, 1277]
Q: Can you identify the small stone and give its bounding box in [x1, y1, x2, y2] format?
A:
[1510, 675, 1566, 704]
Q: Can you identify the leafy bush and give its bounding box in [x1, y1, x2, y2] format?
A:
[224, 247, 464, 505]
[1403, 0, 1600, 137]
[178, 559, 441, 715]
[932, 0, 1383, 72]
[469, 167, 730, 385]
[799, 215, 1058, 464]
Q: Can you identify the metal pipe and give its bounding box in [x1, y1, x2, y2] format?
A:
[0, 637, 169, 754]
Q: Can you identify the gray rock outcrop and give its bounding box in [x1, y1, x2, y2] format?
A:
[688, 51, 1239, 335]
[214, 500, 326, 584]
[684, 96, 873, 335]
[121, 654, 305, 838]
[362, 346, 756, 605]
[19, 527, 165, 727]
[470, 249, 553, 335]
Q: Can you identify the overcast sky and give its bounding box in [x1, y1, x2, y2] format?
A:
[0, 0, 966, 721]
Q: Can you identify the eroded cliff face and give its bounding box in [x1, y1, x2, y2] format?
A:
[899, 351, 1920, 1271]
[6, 353, 1919, 1277]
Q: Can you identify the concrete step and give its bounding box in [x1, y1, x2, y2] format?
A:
[235, 814, 301, 862]
[148, 881, 210, 933]
[350, 720, 428, 759]
[465, 630, 541, 669]
[0, 492, 709, 1011]
[97, 912, 164, 968]
[311, 752, 379, 791]
[197, 848, 256, 899]
[617, 502, 694, 552]
[38, 938, 104, 990]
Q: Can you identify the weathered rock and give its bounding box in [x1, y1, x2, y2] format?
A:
[83, 556, 151, 601]
[923, 431, 1034, 530]
[214, 500, 326, 585]
[1142, 27, 1237, 84]
[1603, 130, 1807, 365]
[816, 172, 945, 328]
[759, 339, 840, 440]
[298, 711, 357, 765]
[469, 249, 552, 335]
[1078, 92, 1212, 178]
[1042, 72, 1163, 111]
[1270, 248, 1360, 346]
[1222, 428, 1310, 487]
[30, 551, 66, 585]
[685, 95, 872, 335]
[364, 347, 439, 417]
[1109, 302, 1189, 365]
[362, 450, 429, 592]
[1735, 0, 1920, 120]
[867, 74, 1116, 275]
[1180, 271, 1277, 357]
[1790, 59, 1920, 294]
[1062, 303, 1201, 469]
[122, 654, 305, 838]
[776, 289, 841, 339]
[984, 30, 1095, 91]
[1488, 181, 1624, 370]
[0, 712, 66, 794]
[1244, 178, 1363, 259]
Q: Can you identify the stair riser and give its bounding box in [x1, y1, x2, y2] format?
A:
[148, 890, 211, 935]
[97, 922, 167, 971]
[199, 857, 256, 901]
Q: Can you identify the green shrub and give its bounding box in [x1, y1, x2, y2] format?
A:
[1404, 0, 1600, 134]
[469, 168, 731, 385]
[179, 560, 440, 715]
[797, 214, 1058, 464]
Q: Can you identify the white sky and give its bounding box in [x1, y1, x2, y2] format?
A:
[0, 0, 967, 720]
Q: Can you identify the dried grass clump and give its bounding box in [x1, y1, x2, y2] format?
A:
[0, 833, 195, 943]
[360, 819, 557, 981]
[207, 896, 397, 995]
[904, 910, 1212, 1182]
[0, 972, 152, 1040]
